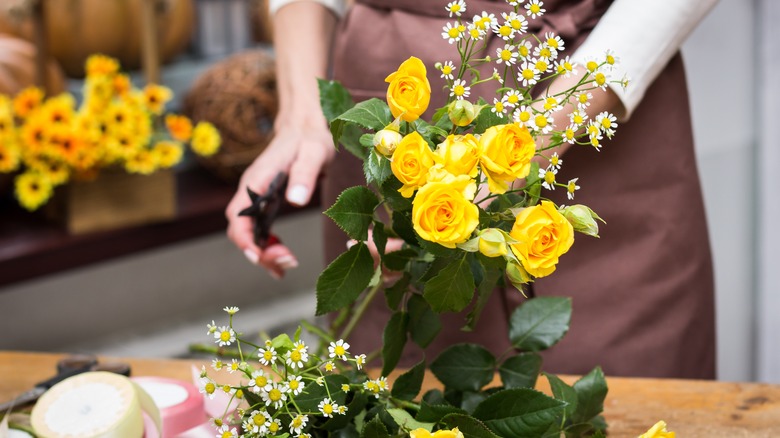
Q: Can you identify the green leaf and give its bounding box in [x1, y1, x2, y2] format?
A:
[465, 265, 503, 331]
[318, 79, 354, 122]
[472, 388, 567, 438]
[525, 161, 542, 205]
[392, 211, 418, 246]
[316, 242, 375, 315]
[373, 221, 388, 259]
[324, 186, 379, 241]
[430, 344, 496, 392]
[336, 98, 392, 131]
[416, 402, 468, 423]
[571, 367, 608, 424]
[364, 149, 393, 185]
[509, 296, 572, 351]
[407, 294, 441, 348]
[474, 98, 505, 134]
[414, 119, 448, 144]
[382, 311, 409, 376]
[423, 254, 475, 313]
[461, 391, 488, 413]
[333, 424, 360, 438]
[384, 248, 419, 271]
[269, 332, 295, 352]
[361, 416, 391, 438]
[431, 105, 449, 125]
[391, 359, 426, 401]
[324, 391, 369, 430]
[381, 178, 412, 212]
[342, 124, 369, 160]
[360, 133, 374, 148]
[385, 273, 410, 310]
[544, 372, 578, 421]
[499, 353, 542, 389]
[417, 237, 458, 258]
[386, 409, 434, 433]
[295, 375, 349, 411]
[440, 414, 501, 438]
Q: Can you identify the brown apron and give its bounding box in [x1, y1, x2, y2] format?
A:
[323, 0, 716, 379]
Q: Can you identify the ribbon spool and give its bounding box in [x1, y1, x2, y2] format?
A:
[131, 377, 206, 438]
[30, 371, 161, 438]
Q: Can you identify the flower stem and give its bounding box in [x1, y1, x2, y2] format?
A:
[339, 276, 384, 341]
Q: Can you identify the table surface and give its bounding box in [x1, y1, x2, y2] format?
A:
[2, 351, 780, 436]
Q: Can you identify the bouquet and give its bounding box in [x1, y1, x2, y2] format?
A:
[198, 1, 652, 437]
[0, 54, 221, 211]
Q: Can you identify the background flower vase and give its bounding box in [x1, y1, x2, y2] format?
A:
[45, 168, 175, 235]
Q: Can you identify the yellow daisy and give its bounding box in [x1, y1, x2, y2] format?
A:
[15, 171, 53, 211]
[39, 158, 70, 186]
[143, 84, 173, 114]
[113, 74, 132, 97]
[85, 54, 120, 77]
[190, 121, 221, 156]
[13, 87, 45, 119]
[152, 141, 183, 168]
[125, 149, 159, 175]
[20, 115, 51, 154]
[40, 94, 76, 126]
[0, 142, 20, 173]
[165, 114, 193, 142]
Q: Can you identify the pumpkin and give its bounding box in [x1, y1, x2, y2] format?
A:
[0, 33, 65, 96]
[0, 0, 195, 78]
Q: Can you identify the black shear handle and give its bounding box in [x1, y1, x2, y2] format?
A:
[35, 355, 131, 389]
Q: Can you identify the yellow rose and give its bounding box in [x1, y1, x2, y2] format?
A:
[509, 201, 574, 278]
[638, 421, 675, 438]
[434, 134, 480, 178]
[412, 173, 479, 248]
[391, 131, 435, 198]
[410, 428, 464, 438]
[478, 123, 536, 194]
[385, 56, 431, 122]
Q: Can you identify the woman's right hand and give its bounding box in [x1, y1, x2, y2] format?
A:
[225, 116, 335, 279]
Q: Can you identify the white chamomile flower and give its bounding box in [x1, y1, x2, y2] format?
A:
[569, 109, 587, 127]
[440, 60, 456, 80]
[318, 398, 339, 418]
[591, 135, 602, 150]
[293, 340, 308, 353]
[354, 354, 366, 370]
[532, 57, 551, 74]
[206, 320, 217, 335]
[492, 21, 515, 40]
[542, 95, 562, 112]
[220, 383, 236, 396]
[285, 347, 309, 370]
[258, 345, 277, 366]
[450, 79, 471, 100]
[525, 0, 545, 18]
[586, 121, 602, 140]
[563, 124, 578, 144]
[267, 418, 282, 435]
[338, 405, 348, 415]
[289, 414, 309, 435]
[516, 40, 532, 59]
[328, 339, 351, 360]
[619, 74, 631, 89]
[492, 68, 504, 84]
[466, 22, 486, 40]
[503, 11, 528, 34]
[532, 112, 554, 134]
[549, 152, 563, 170]
[363, 380, 381, 398]
[287, 375, 304, 395]
[584, 58, 602, 74]
[517, 61, 540, 86]
[446, 0, 466, 17]
[249, 369, 272, 394]
[604, 49, 620, 70]
[504, 89, 523, 108]
[543, 31, 565, 53]
[315, 376, 325, 386]
[214, 326, 235, 347]
[199, 376, 217, 400]
[223, 306, 239, 315]
[513, 105, 534, 126]
[554, 56, 576, 77]
[216, 424, 238, 438]
[496, 44, 518, 65]
[593, 71, 609, 90]
[576, 91, 592, 109]
[244, 411, 270, 435]
[442, 22, 463, 44]
[533, 44, 556, 61]
[211, 358, 224, 371]
[507, 0, 525, 6]
[341, 383, 351, 392]
[377, 377, 389, 391]
[539, 166, 557, 190]
[227, 358, 240, 374]
[323, 361, 336, 372]
[472, 11, 497, 31]
[492, 98, 507, 117]
[595, 111, 617, 138]
[261, 382, 287, 409]
[567, 178, 580, 200]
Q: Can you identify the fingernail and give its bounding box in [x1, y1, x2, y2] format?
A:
[269, 270, 282, 280]
[346, 240, 357, 249]
[244, 249, 259, 265]
[275, 255, 299, 270]
[287, 184, 309, 206]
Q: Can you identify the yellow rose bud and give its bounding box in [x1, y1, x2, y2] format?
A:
[639, 421, 675, 438]
[385, 56, 431, 122]
[412, 173, 478, 248]
[560, 204, 604, 238]
[433, 134, 480, 178]
[509, 201, 574, 278]
[478, 123, 536, 194]
[506, 260, 532, 286]
[448, 99, 478, 127]
[410, 428, 464, 438]
[373, 129, 403, 157]
[391, 131, 435, 198]
[477, 228, 509, 258]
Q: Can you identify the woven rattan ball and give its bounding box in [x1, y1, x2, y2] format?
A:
[183, 49, 277, 182]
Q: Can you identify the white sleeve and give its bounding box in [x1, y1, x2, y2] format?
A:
[571, 0, 719, 120]
[269, 0, 347, 17]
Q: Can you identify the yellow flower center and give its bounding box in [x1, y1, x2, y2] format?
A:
[519, 46, 529, 57]
[253, 415, 264, 426]
[518, 111, 531, 122]
[544, 97, 557, 110]
[469, 28, 481, 38]
[222, 385, 232, 393]
[522, 69, 535, 80]
[551, 156, 560, 166]
[535, 60, 548, 71]
[595, 72, 606, 86]
[586, 61, 599, 72]
[255, 376, 268, 387]
[501, 49, 512, 61]
[290, 350, 302, 362]
[448, 27, 460, 38]
[544, 171, 555, 185]
[263, 351, 273, 361]
[499, 25, 512, 37]
[236, 389, 244, 399]
[334, 345, 346, 356]
[453, 85, 466, 96]
[565, 128, 575, 139]
[510, 19, 524, 30]
[495, 102, 504, 112]
[292, 417, 303, 428]
[601, 118, 612, 130]
[535, 115, 548, 128]
[205, 383, 216, 394]
[568, 182, 577, 193]
[322, 404, 334, 415]
[578, 94, 588, 104]
[269, 388, 282, 401]
[221, 431, 232, 438]
[219, 331, 231, 342]
[450, 4, 461, 12]
[606, 54, 615, 65]
[289, 380, 300, 390]
[539, 47, 552, 58]
[442, 65, 453, 75]
[269, 422, 280, 433]
[530, 4, 541, 13]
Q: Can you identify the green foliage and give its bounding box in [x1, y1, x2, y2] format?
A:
[318, 79, 354, 123]
[472, 389, 567, 438]
[423, 254, 475, 313]
[509, 296, 572, 351]
[295, 375, 350, 411]
[360, 416, 390, 438]
[383, 248, 419, 271]
[407, 294, 442, 348]
[416, 402, 468, 423]
[499, 353, 542, 389]
[381, 311, 409, 376]
[364, 149, 393, 185]
[387, 409, 434, 433]
[473, 98, 505, 134]
[571, 367, 608, 424]
[384, 273, 410, 310]
[324, 186, 379, 241]
[335, 98, 393, 132]
[391, 359, 426, 401]
[430, 344, 496, 392]
[316, 242, 376, 315]
[440, 414, 501, 438]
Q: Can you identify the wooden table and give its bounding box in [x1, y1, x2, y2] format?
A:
[2, 351, 779, 436]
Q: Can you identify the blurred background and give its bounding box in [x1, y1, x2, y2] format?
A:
[0, 0, 777, 384]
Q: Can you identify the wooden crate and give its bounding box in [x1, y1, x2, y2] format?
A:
[55, 170, 176, 235]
